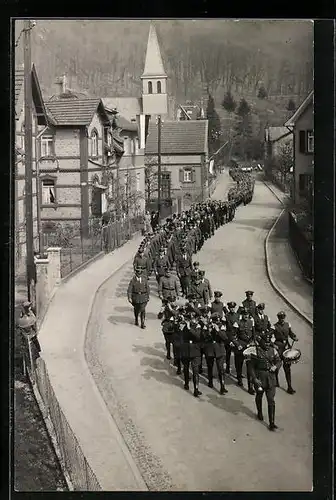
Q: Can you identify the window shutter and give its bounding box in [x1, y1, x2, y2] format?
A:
[299, 130, 306, 154]
[191, 167, 196, 183]
[179, 168, 184, 183]
[299, 174, 305, 193]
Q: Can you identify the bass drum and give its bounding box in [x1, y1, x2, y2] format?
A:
[282, 347, 301, 364]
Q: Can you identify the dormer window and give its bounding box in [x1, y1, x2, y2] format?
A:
[157, 81, 162, 94]
[148, 81, 153, 94]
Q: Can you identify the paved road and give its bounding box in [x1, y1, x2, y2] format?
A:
[85, 178, 313, 491]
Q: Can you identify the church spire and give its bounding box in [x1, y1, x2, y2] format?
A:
[142, 23, 166, 77]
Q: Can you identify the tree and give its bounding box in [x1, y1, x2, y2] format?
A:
[232, 98, 253, 160]
[144, 156, 159, 207]
[221, 90, 236, 113]
[257, 85, 268, 99]
[275, 140, 294, 187]
[287, 99, 296, 112]
[206, 94, 222, 155]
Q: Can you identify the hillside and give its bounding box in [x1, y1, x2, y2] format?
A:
[15, 19, 313, 131]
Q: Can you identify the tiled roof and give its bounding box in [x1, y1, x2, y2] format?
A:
[266, 126, 292, 142]
[145, 120, 208, 155]
[102, 97, 142, 121]
[45, 98, 105, 126]
[116, 115, 138, 132]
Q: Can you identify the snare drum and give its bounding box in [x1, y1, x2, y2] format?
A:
[282, 347, 301, 364]
[242, 345, 257, 358]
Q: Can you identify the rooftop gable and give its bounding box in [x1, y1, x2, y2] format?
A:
[145, 120, 208, 155]
[285, 90, 313, 127]
[15, 65, 47, 125]
[265, 126, 292, 142]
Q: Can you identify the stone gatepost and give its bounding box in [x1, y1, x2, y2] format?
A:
[34, 256, 50, 325]
[46, 247, 62, 293]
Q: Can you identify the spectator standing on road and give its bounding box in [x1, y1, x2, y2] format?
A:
[127, 268, 150, 329]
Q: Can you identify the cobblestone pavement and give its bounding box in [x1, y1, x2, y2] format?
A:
[85, 178, 313, 491]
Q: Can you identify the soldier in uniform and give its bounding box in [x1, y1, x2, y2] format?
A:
[190, 261, 200, 283]
[199, 270, 213, 303]
[158, 269, 180, 303]
[211, 291, 226, 319]
[224, 301, 239, 374]
[180, 312, 203, 397]
[272, 311, 298, 394]
[158, 297, 177, 360]
[189, 274, 209, 309]
[204, 313, 228, 394]
[176, 245, 193, 297]
[185, 294, 201, 317]
[249, 331, 282, 431]
[127, 267, 150, 329]
[253, 303, 271, 340]
[239, 290, 257, 317]
[133, 248, 149, 276]
[154, 249, 169, 285]
[232, 308, 255, 394]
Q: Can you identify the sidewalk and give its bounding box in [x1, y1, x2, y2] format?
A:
[264, 184, 313, 325]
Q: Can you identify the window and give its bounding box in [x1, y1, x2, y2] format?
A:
[183, 169, 192, 182]
[136, 172, 141, 191]
[157, 81, 162, 94]
[41, 135, 54, 157]
[299, 129, 314, 154]
[307, 130, 314, 153]
[148, 81, 153, 94]
[90, 130, 98, 157]
[41, 178, 56, 205]
[161, 172, 171, 199]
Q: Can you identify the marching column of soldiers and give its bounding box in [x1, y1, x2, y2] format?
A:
[127, 170, 299, 431]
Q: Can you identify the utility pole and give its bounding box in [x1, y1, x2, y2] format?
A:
[157, 115, 162, 221]
[24, 20, 34, 301]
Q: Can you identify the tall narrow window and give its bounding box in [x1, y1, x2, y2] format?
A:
[136, 172, 141, 191]
[41, 135, 54, 157]
[148, 81, 153, 94]
[157, 81, 162, 94]
[91, 130, 98, 157]
[42, 179, 56, 205]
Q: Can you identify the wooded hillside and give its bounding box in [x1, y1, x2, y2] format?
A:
[15, 19, 313, 129]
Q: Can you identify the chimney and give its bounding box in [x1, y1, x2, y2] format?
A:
[54, 75, 67, 96]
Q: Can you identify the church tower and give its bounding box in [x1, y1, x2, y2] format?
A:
[141, 23, 168, 116]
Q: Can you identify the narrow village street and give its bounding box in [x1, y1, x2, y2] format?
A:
[85, 174, 313, 491]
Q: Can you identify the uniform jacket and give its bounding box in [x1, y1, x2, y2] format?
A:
[127, 276, 150, 304]
[189, 281, 208, 307]
[133, 254, 149, 273]
[240, 298, 257, 316]
[211, 300, 225, 318]
[180, 322, 202, 358]
[249, 345, 282, 389]
[203, 323, 227, 358]
[253, 312, 271, 334]
[225, 311, 240, 335]
[176, 254, 193, 277]
[272, 321, 297, 355]
[158, 275, 179, 299]
[234, 318, 254, 350]
[201, 278, 213, 301]
[155, 256, 169, 276]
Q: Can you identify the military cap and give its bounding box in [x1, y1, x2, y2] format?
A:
[22, 301, 32, 308]
[199, 270, 205, 276]
[227, 301, 237, 308]
[214, 291, 222, 298]
[245, 290, 254, 295]
[135, 267, 142, 272]
[193, 261, 200, 267]
[277, 311, 286, 318]
[256, 303, 265, 310]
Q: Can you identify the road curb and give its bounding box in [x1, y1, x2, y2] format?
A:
[264, 209, 313, 327]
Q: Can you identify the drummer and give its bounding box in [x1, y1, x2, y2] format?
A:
[272, 311, 298, 394]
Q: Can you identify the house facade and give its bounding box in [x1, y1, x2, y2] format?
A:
[15, 65, 48, 273]
[285, 91, 314, 204]
[40, 94, 119, 233]
[145, 120, 209, 213]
